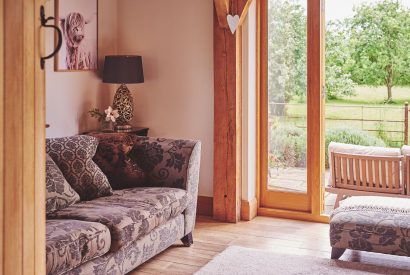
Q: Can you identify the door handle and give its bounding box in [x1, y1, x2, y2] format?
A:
[40, 5, 62, 70]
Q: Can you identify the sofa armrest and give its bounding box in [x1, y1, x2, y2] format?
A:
[131, 136, 201, 235]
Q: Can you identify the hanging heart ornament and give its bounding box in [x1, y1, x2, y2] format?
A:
[227, 14, 240, 34]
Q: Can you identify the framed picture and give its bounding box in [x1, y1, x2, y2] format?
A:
[55, 0, 98, 71]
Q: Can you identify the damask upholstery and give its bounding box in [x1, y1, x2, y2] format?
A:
[48, 187, 189, 251]
[89, 135, 202, 236]
[46, 219, 111, 275]
[89, 133, 146, 190]
[46, 154, 80, 214]
[66, 215, 185, 275]
[130, 137, 201, 235]
[46, 135, 113, 200]
[45, 136, 201, 275]
[330, 196, 410, 257]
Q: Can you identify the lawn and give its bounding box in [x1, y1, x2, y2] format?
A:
[327, 86, 410, 106]
[274, 86, 410, 147]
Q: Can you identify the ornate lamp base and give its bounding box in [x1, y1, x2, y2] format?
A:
[112, 84, 134, 131]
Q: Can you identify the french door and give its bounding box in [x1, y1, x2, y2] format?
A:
[259, 0, 325, 219]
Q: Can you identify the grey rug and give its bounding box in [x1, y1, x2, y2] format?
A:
[195, 246, 410, 275]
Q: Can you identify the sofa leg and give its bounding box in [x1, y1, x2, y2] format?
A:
[181, 232, 193, 247]
[331, 247, 346, 259]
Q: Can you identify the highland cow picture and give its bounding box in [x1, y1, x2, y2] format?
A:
[55, 0, 98, 71]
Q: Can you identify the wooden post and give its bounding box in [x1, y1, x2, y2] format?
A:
[1, 0, 46, 274]
[404, 102, 408, 145]
[213, 0, 252, 222]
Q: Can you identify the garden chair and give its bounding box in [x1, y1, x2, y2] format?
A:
[326, 142, 407, 208]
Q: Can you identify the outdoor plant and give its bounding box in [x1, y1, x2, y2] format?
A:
[269, 125, 306, 169]
[269, 125, 386, 169]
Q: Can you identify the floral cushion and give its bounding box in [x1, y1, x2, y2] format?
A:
[46, 135, 113, 200]
[46, 154, 80, 214]
[48, 187, 189, 251]
[46, 219, 111, 275]
[65, 215, 185, 275]
[89, 133, 146, 190]
[130, 137, 195, 189]
[330, 196, 410, 257]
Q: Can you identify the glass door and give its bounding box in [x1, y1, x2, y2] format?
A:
[260, 0, 324, 213]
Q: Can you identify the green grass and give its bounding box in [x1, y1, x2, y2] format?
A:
[276, 86, 410, 147]
[329, 86, 410, 105]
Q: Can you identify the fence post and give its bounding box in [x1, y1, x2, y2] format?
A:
[405, 102, 408, 145]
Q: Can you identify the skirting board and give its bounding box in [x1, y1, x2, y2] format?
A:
[197, 196, 213, 216]
[241, 197, 257, 221]
[197, 196, 258, 221]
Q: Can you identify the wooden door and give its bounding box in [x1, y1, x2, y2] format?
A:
[0, 0, 46, 274]
[258, 0, 327, 222]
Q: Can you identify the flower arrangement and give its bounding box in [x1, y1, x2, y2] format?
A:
[89, 106, 119, 131]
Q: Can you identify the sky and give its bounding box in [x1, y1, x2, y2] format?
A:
[326, 0, 410, 21]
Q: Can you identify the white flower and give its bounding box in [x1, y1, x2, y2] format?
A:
[104, 106, 119, 122]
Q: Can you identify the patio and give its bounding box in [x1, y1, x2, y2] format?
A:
[268, 167, 336, 215]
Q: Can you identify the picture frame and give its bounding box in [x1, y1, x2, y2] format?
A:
[55, 0, 98, 71]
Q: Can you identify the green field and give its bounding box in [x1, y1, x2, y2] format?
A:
[276, 86, 410, 147]
[327, 86, 410, 106]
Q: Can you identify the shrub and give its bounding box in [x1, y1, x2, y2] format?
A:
[325, 127, 386, 168]
[269, 125, 306, 168]
[269, 125, 386, 169]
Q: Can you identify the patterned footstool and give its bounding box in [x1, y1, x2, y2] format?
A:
[329, 196, 410, 259]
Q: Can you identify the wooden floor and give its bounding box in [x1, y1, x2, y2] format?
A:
[130, 216, 410, 274]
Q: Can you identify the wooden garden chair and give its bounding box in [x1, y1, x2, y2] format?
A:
[326, 152, 407, 208]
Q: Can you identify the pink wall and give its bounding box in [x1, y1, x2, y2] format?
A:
[45, 0, 118, 138]
[46, 0, 214, 197]
[117, 0, 214, 197]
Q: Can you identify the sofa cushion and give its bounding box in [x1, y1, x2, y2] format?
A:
[46, 154, 80, 214]
[46, 135, 113, 200]
[89, 133, 146, 190]
[48, 187, 189, 251]
[46, 219, 111, 275]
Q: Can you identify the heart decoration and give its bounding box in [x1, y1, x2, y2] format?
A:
[227, 14, 240, 34]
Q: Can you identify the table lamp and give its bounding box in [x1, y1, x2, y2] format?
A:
[103, 55, 144, 131]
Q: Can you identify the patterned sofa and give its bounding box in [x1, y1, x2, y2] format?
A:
[45, 134, 201, 275]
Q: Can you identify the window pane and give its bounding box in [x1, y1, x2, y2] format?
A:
[267, 0, 307, 193]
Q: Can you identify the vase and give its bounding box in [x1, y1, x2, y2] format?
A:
[100, 120, 115, 132]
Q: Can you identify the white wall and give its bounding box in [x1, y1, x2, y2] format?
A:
[116, 0, 214, 197]
[45, 0, 118, 138]
[242, 1, 257, 201]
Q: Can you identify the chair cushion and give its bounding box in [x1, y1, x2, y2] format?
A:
[48, 187, 189, 251]
[46, 154, 80, 214]
[46, 219, 111, 275]
[89, 133, 146, 190]
[46, 135, 113, 200]
[401, 145, 410, 155]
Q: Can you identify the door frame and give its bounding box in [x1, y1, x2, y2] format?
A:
[1, 0, 46, 273]
[257, 0, 328, 223]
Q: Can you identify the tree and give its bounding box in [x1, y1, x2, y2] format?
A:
[325, 20, 356, 99]
[348, 0, 410, 101]
[268, 0, 306, 111]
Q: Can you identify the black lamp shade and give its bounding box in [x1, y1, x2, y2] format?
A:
[103, 55, 144, 84]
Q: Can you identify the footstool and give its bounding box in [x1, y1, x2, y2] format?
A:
[329, 196, 410, 259]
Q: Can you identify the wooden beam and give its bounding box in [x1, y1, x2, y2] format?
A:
[214, 0, 229, 28]
[2, 0, 46, 274]
[307, 0, 323, 216]
[213, 0, 251, 223]
[214, 0, 253, 28]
